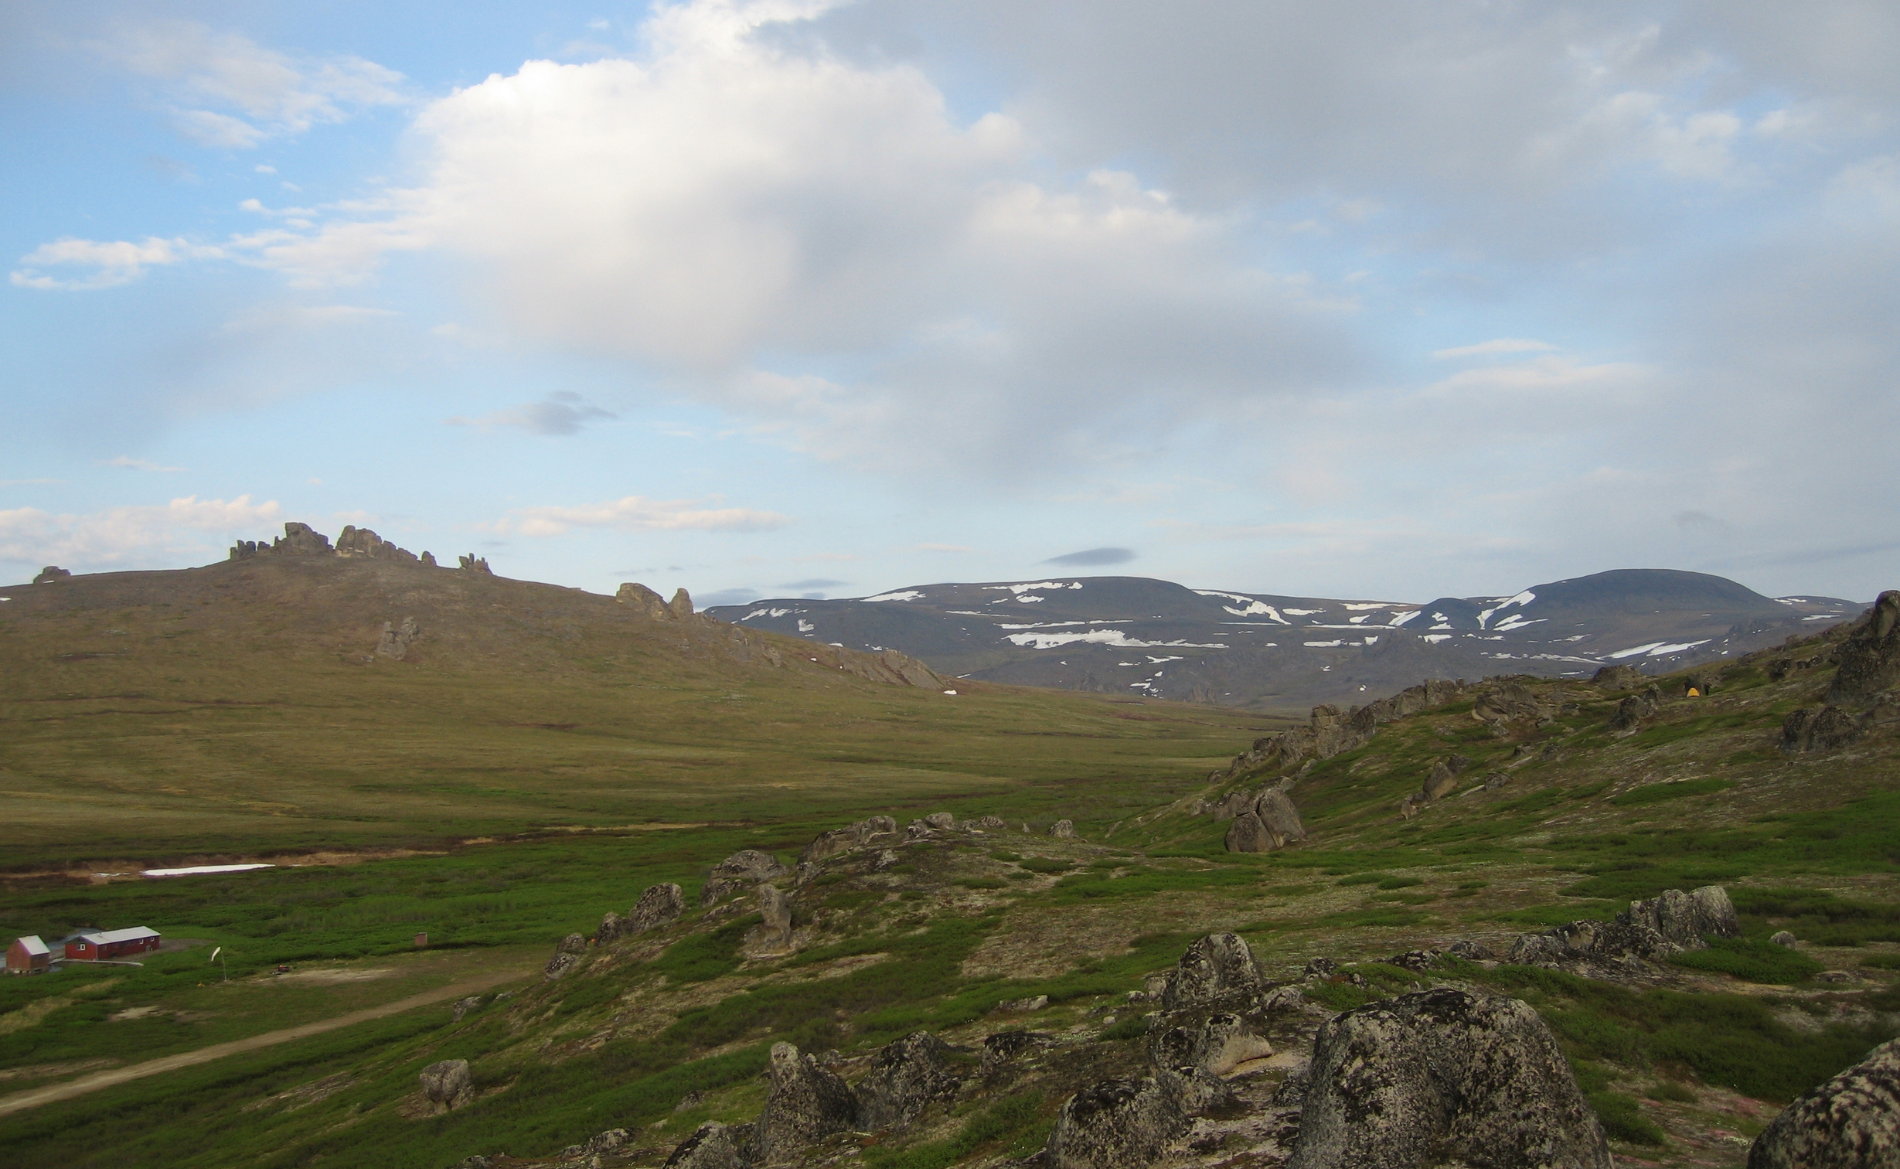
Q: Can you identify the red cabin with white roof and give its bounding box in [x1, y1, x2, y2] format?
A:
[64, 927, 161, 960]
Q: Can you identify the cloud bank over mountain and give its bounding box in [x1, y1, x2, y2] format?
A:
[2, 1, 1895, 600]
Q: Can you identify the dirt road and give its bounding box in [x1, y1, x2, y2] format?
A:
[0, 966, 529, 1118]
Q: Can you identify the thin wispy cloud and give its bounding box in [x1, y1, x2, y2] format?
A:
[448, 392, 618, 437]
[1431, 339, 1559, 360]
[105, 456, 187, 473]
[493, 495, 790, 537]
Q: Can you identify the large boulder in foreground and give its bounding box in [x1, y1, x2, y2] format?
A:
[1045, 1078, 1188, 1169]
[1748, 1037, 1900, 1169]
[1161, 932, 1265, 1009]
[1288, 988, 1609, 1169]
[751, 1042, 858, 1163]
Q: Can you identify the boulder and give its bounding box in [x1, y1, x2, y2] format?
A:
[1046, 1078, 1189, 1169]
[1224, 811, 1282, 854]
[854, 1031, 962, 1130]
[419, 1059, 476, 1112]
[923, 812, 957, 830]
[701, 850, 789, 907]
[375, 616, 419, 660]
[1612, 690, 1658, 731]
[335, 525, 419, 562]
[1621, 885, 1740, 948]
[749, 884, 795, 953]
[1783, 706, 1865, 754]
[1508, 918, 1678, 967]
[1288, 989, 1609, 1169]
[1211, 789, 1256, 821]
[799, 815, 899, 866]
[668, 588, 696, 620]
[276, 522, 333, 555]
[544, 952, 582, 980]
[1049, 819, 1076, 839]
[751, 1042, 858, 1162]
[1747, 1037, 1900, 1169]
[421, 551, 437, 567]
[1155, 1062, 1237, 1117]
[1473, 679, 1548, 723]
[1149, 1012, 1274, 1077]
[557, 932, 588, 955]
[1161, 933, 1265, 1010]
[586, 1128, 631, 1155]
[1254, 789, 1306, 842]
[1592, 664, 1647, 691]
[635, 882, 687, 928]
[32, 566, 70, 584]
[457, 554, 491, 574]
[1421, 755, 1471, 802]
[451, 995, 485, 1022]
[970, 814, 1009, 831]
[617, 582, 672, 620]
[1509, 886, 1737, 968]
[1771, 930, 1797, 947]
[666, 1121, 743, 1169]
[1829, 591, 1900, 704]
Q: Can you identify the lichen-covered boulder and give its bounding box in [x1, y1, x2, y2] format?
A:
[1046, 1078, 1188, 1169]
[855, 1031, 961, 1130]
[1288, 988, 1609, 1169]
[630, 882, 687, 931]
[1224, 811, 1282, 853]
[1748, 1037, 1900, 1169]
[1049, 819, 1076, 839]
[751, 1042, 858, 1162]
[1620, 885, 1740, 948]
[1254, 789, 1306, 842]
[666, 1121, 743, 1169]
[1161, 933, 1265, 1010]
[700, 850, 789, 907]
[419, 1059, 475, 1112]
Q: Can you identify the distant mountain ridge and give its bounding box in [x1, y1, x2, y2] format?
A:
[709, 568, 1862, 709]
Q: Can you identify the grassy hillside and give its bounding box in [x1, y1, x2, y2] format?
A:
[1, 567, 1895, 1168]
[0, 556, 1279, 863]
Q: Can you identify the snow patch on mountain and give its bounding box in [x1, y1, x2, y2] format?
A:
[1003, 629, 1227, 650]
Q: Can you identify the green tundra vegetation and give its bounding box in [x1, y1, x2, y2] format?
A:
[0, 557, 1895, 1167]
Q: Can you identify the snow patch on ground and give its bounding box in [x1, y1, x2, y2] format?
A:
[1388, 610, 1422, 627]
[985, 581, 1082, 593]
[861, 590, 925, 603]
[143, 864, 275, 878]
[741, 607, 796, 620]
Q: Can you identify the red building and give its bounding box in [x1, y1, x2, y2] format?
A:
[64, 927, 161, 960]
[6, 936, 51, 974]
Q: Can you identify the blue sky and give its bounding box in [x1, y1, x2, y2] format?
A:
[4, 1, 1897, 605]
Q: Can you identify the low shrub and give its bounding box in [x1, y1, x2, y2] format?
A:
[1670, 937, 1825, 984]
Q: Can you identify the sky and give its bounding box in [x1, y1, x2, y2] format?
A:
[3, 1, 1897, 607]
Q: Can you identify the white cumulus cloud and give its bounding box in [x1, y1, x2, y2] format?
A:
[0, 496, 283, 572]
